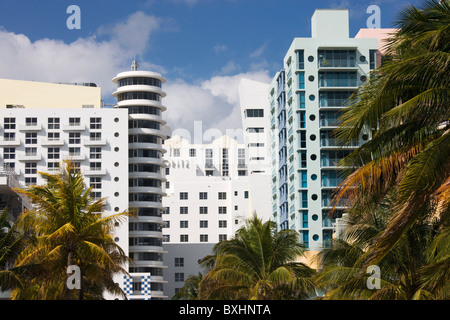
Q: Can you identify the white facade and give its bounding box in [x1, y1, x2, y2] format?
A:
[161, 135, 253, 298]
[0, 104, 130, 299]
[238, 78, 272, 222]
[112, 61, 168, 299]
[269, 9, 379, 251]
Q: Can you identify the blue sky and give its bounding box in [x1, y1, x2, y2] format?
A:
[0, 0, 423, 134]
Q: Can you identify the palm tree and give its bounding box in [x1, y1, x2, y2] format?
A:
[315, 191, 448, 299]
[172, 272, 204, 300]
[11, 160, 131, 300]
[198, 216, 317, 300]
[332, 0, 450, 268]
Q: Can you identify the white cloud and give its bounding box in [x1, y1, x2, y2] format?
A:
[0, 11, 272, 143]
[164, 70, 271, 142]
[213, 44, 228, 53]
[0, 11, 163, 99]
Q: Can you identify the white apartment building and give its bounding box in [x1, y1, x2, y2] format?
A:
[0, 81, 130, 299]
[112, 61, 169, 299]
[238, 78, 272, 222]
[161, 135, 253, 299]
[269, 9, 379, 252]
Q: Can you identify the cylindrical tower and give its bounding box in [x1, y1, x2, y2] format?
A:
[113, 60, 167, 299]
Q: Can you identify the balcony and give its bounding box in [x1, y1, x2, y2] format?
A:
[84, 168, 107, 176]
[0, 138, 20, 146]
[18, 152, 41, 161]
[18, 124, 42, 132]
[84, 138, 107, 146]
[62, 124, 85, 131]
[41, 139, 65, 146]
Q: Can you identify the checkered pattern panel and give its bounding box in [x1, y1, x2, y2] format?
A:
[123, 275, 133, 296]
[141, 275, 151, 300]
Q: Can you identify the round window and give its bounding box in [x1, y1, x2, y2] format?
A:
[308, 55, 314, 62]
[311, 174, 317, 181]
[313, 234, 319, 241]
[311, 194, 318, 201]
[312, 214, 318, 221]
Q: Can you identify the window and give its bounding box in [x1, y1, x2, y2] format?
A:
[48, 148, 60, 160]
[218, 192, 227, 200]
[219, 220, 227, 228]
[244, 191, 249, 199]
[4, 118, 16, 130]
[25, 162, 37, 175]
[90, 162, 102, 171]
[90, 132, 102, 141]
[90, 177, 101, 189]
[199, 207, 208, 214]
[245, 109, 264, 118]
[48, 162, 59, 171]
[69, 147, 81, 156]
[90, 191, 102, 200]
[47, 132, 60, 141]
[218, 206, 227, 214]
[69, 117, 81, 126]
[165, 167, 170, 175]
[90, 117, 101, 129]
[25, 133, 37, 144]
[48, 117, 60, 130]
[248, 127, 264, 133]
[3, 132, 15, 141]
[219, 234, 227, 241]
[25, 117, 37, 126]
[175, 258, 184, 267]
[180, 221, 188, 228]
[89, 147, 101, 159]
[69, 132, 81, 144]
[25, 147, 37, 156]
[175, 273, 185, 282]
[200, 221, 208, 228]
[180, 235, 189, 242]
[173, 148, 180, 157]
[200, 235, 208, 242]
[180, 207, 188, 214]
[25, 177, 37, 186]
[189, 148, 196, 157]
[222, 148, 229, 176]
[199, 192, 208, 200]
[180, 192, 188, 200]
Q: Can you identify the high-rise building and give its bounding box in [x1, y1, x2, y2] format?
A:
[112, 60, 168, 299]
[0, 79, 130, 299]
[161, 135, 253, 298]
[269, 9, 379, 252]
[238, 78, 272, 222]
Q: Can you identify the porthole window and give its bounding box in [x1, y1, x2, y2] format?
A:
[310, 134, 316, 141]
[309, 114, 316, 121]
[114, 162, 119, 167]
[308, 56, 314, 62]
[312, 214, 318, 221]
[114, 118, 119, 123]
[114, 207, 120, 212]
[309, 94, 315, 101]
[114, 192, 119, 197]
[114, 177, 119, 182]
[114, 147, 119, 152]
[114, 132, 119, 137]
[311, 174, 317, 181]
[313, 234, 319, 241]
[360, 55, 366, 62]
[310, 154, 317, 161]
[362, 134, 369, 141]
[308, 75, 315, 82]
[311, 194, 318, 201]
[360, 75, 367, 82]
[114, 237, 120, 242]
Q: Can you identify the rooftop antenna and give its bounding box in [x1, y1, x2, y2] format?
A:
[131, 56, 139, 71]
